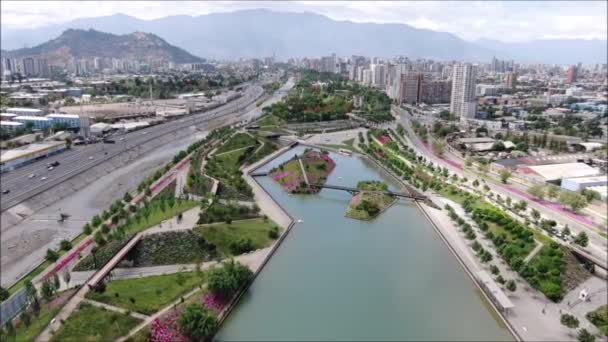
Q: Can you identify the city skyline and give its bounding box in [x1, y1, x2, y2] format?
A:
[2, 1, 607, 43]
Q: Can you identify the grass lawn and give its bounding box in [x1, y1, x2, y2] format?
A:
[256, 114, 284, 127]
[215, 133, 258, 154]
[86, 272, 205, 315]
[7, 234, 87, 296]
[346, 192, 395, 221]
[195, 218, 279, 256]
[124, 326, 150, 342]
[123, 199, 198, 235]
[587, 305, 608, 336]
[50, 303, 140, 342]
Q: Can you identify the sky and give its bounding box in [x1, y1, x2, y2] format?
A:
[1, 1, 607, 43]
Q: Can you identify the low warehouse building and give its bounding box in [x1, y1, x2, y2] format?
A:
[519, 162, 602, 184]
[0, 141, 66, 172]
[561, 175, 608, 192]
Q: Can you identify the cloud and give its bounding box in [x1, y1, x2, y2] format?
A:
[1, 1, 606, 42]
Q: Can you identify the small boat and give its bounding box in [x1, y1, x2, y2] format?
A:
[338, 148, 352, 156]
[297, 219, 304, 223]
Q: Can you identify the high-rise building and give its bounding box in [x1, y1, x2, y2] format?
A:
[321, 54, 338, 73]
[420, 80, 452, 104]
[566, 65, 578, 84]
[506, 72, 518, 89]
[371, 64, 385, 88]
[450, 64, 477, 119]
[362, 69, 373, 86]
[399, 72, 423, 105]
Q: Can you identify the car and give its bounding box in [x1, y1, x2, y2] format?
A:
[28, 174, 36, 178]
[48, 166, 54, 171]
[41, 177, 48, 181]
[2, 189, 9, 194]
[88, 156, 94, 160]
[142, 131, 148, 135]
[119, 137, 125, 141]
[48, 161, 60, 167]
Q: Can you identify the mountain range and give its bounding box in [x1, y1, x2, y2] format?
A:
[1, 9, 606, 64]
[1, 29, 202, 65]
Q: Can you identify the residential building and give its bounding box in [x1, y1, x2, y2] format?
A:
[420, 80, 451, 104]
[371, 64, 385, 88]
[566, 65, 578, 84]
[450, 64, 477, 119]
[13, 116, 52, 130]
[506, 72, 518, 89]
[46, 113, 81, 129]
[399, 72, 423, 105]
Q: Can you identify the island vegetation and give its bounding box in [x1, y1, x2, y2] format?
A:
[345, 181, 396, 220]
[269, 149, 335, 194]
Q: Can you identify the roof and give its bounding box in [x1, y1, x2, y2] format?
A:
[0, 113, 17, 117]
[0, 121, 24, 126]
[0, 141, 66, 163]
[524, 163, 601, 181]
[573, 142, 604, 151]
[562, 175, 607, 184]
[6, 107, 43, 113]
[493, 158, 523, 168]
[46, 113, 80, 119]
[477, 271, 515, 309]
[458, 137, 495, 144]
[14, 116, 51, 121]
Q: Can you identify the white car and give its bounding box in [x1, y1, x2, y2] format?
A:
[88, 156, 94, 160]
[28, 174, 36, 178]
[41, 177, 48, 181]
[48, 166, 54, 171]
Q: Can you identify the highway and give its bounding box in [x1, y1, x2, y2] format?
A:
[0, 85, 264, 211]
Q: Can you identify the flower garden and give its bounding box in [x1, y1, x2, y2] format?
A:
[269, 149, 335, 194]
[345, 181, 396, 220]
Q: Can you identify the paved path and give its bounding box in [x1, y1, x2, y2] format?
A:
[524, 240, 545, 263]
[214, 145, 255, 157]
[82, 298, 149, 320]
[141, 206, 200, 235]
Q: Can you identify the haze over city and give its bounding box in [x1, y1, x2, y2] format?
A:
[0, 1, 607, 342]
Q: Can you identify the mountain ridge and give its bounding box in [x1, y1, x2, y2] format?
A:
[1, 29, 203, 64]
[1, 9, 606, 63]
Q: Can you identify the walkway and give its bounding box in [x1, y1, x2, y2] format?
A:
[524, 241, 545, 263]
[298, 158, 310, 185]
[82, 298, 149, 320]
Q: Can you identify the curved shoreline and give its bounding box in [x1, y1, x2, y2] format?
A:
[216, 142, 521, 341]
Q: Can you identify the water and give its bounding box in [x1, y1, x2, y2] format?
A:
[216, 146, 513, 341]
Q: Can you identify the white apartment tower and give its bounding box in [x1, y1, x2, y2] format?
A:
[450, 63, 477, 119]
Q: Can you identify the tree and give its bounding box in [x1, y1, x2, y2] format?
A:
[178, 303, 219, 341]
[465, 157, 474, 167]
[581, 188, 601, 203]
[506, 280, 517, 292]
[531, 209, 541, 222]
[528, 184, 546, 200]
[577, 329, 595, 342]
[63, 271, 71, 287]
[53, 273, 60, 290]
[492, 141, 506, 151]
[574, 231, 589, 247]
[562, 225, 571, 237]
[559, 191, 588, 212]
[432, 140, 445, 157]
[59, 239, 72, 251]
[123, 192, 133, 203]
[547, 184, 560, 199]
[0, 286, 9, 301]
[207, 260, 253, 299]
[40, 279, 54, 301]
[499, 169, 512, 184]
[63, 96, 76, 105]
[46, 249, 59, 262]
[83, 223, 92, 235]
[561, 313, 580, 329]
[472, 179, 480, 187]
[4, 320, 15, 340]
[20, 311, 31, 327]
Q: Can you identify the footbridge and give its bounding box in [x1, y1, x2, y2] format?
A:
[312, 183, 428, 201]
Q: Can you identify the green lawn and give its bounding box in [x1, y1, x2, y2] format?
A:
[50, 303, 140, 342]
[86, 272, 205, 315]
[256, 114, 284, 127]
[12, 305, 60, 342]
[195, 219, 279, 256]
[215, 133, 258, 154]
[124, 326, 150, 342]
[123, 199, 198, 235]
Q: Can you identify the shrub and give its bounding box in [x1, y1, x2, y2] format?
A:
[229, 238, 255, 255]
[59, 239, 72, 251]
[46, 249, 59, 262]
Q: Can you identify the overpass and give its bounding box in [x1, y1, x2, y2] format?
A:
[312, 183, 428, 201]
[88, 234, 142, 287]
[569, 245, 608, 272]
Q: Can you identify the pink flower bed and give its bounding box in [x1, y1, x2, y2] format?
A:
[378, 135, 392, 145]
[202, 292, 226, 313]
[151, 310, 188, 342]
[272, 171, 290, 180]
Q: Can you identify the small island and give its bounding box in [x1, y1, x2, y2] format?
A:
[269, 149, 335, 194]
[346, 180, 396, 220]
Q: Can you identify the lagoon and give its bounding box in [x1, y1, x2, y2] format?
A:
[216, 146, 513, 341]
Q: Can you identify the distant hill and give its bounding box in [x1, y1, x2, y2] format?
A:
[1, 29, 203, 64]
[1, 10, 606, 64]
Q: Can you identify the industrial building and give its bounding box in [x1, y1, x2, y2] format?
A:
[46, 113, 81, 129]
[519, 162, 601, 184]
[13, 116, 52, 130]
[561, 175, 608, 192]
[0, 121, 24, 131]
[5, 107, 44, 116]
[0, 141, 66, 172]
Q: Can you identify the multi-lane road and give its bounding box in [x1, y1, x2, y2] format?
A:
[0, 84, 265, 211]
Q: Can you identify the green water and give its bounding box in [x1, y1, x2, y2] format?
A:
[216, 146, 513, 341]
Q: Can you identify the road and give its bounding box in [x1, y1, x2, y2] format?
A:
[0, 85, 264, 211]
[394, 106, 608, 266]
[0, 77, 294, 288]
